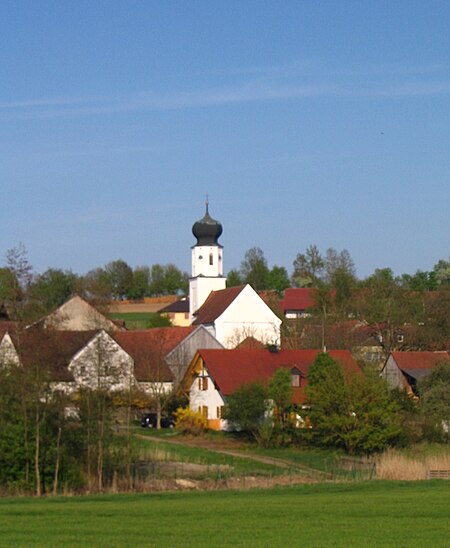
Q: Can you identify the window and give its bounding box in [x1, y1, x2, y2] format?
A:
[198, 376, 208, 391]
[80, 366, 86, 375]
[209, 253, 213, 265]
[397, 334, 404, 343]
[291, 367, 301, 387]
[202, 406, 208, 419]
[216, 406, 225, 419]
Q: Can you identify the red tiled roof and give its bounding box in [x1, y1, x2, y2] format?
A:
[197, 348, 360, 404]
[236, 337, 266, 350]
[192, 286, 245, 325]
[391, 351, 450, 371]
[281, 288, 316, 312]
[113, 327, 193, 381]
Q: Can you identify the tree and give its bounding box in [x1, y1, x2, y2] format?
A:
[83, 267, 113, 303]
[223, 382, 267, 441]
[357, 268, 423, 354]
[226, 269, 243, 287]
[306, 353, 400, 454]
[292, 244, 324, 287]
[31, 268, 79, 313]
[268, 368, 293, 428]
[418, 361, 450, 441]
[241, 247, 269, 290]
[433, 257, 450, 287]
[148, 264, 188, 296]
[105, 260, 133, 300]
[2, 243, 34, 319]
[128, 266, 150, 300]
[267, 265, 290, 295]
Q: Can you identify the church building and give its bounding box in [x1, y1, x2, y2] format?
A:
[189, 203, 281, 349]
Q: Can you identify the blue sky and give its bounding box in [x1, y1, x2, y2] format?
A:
[1, 1, 449, 279]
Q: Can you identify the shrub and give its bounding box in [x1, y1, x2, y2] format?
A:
[173, 407, 208, 435]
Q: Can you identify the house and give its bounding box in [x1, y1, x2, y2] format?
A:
[0, 329, 134, 394]
[28, 295, 124, 332]
[159, 298, 190, 327]
[192, 284, 282, 348]
[381, 351, 450, 395]
[182, 348, 360, 430]
[280, 288, 316, 318]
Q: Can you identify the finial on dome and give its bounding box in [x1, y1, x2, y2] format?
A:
[205, 193, 209, 214]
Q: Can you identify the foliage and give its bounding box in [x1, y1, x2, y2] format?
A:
[306, 354, 400, 454]
[292, 244, 324, 287]
[418, 361, 450, 440]
[173, 407, 208, 435]
[240, 247, 270, 291]
[223, 382, 267, 441]
[31, 268, 79, 313]
[105, 259, 133, 300]
[268, 368, 293, 427]
[226, 268, 243, 287]
[267, 265, 290, 295]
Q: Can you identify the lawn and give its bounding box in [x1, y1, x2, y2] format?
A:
[108, 312, 170, 329]
[0, 482, 448, 546]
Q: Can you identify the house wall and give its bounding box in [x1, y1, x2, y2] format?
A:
[189, 369, 228, 430]
[0, 333, 20, 367]
[189, 276, 227, 319]
[69, 331, 134, 391]
[44, 296, 120, 331]
[215, 286, 282, 348]
[166, 326, 223, 385]
[381, 355, 405, 390]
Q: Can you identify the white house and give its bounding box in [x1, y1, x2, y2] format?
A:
[192, 284, 281, 348]
[183, 348, 360, 430]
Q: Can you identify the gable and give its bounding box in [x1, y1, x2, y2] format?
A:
[216, 285, 282, 326]
[32, 295, 123, 332]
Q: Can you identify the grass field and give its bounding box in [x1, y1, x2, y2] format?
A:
[0, 482, 448, 546]
[108, 312, 170, 329]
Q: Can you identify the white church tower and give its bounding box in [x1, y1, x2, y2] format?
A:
[189, 201, 227, 319]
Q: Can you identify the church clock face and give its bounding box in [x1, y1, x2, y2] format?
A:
[199, 255, 203, 260]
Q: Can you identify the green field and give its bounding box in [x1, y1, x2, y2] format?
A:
[1, 482, 448, 547]
[108, 312, 170, 329]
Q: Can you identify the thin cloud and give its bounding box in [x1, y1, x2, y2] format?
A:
[1, 77, 449, 121]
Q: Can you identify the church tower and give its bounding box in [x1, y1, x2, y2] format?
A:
[189, 201, 227, 319]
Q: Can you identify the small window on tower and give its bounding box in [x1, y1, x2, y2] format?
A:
[209, 253, 213, 265]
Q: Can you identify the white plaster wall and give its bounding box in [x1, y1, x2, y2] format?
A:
[0, 333, 20, 368]
[215, 285, 282, 348]
[69, 331, 135, 391]
[189, 372, 225, 421]
[189, 276, 227, 319]
[191, 245, 223, 277]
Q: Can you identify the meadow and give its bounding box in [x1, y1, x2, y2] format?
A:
[0, 482, 448, 547]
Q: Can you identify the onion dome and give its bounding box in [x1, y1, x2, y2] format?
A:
[192, 202, 223, 245]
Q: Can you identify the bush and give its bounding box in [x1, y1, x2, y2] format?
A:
[174, 407, 208, 435]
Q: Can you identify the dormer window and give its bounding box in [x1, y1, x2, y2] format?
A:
[291, 367, 302, 387]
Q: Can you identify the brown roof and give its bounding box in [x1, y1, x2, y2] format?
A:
[391, 351, 450, 372]
[195, 348, 360, 404]
[192, 285, 245, 325]
[113, 327, 193, 381]
[159, 299, 190, 314]
[8, 329, 96, 382]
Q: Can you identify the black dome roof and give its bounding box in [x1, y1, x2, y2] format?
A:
[192, 203, 223, 245]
